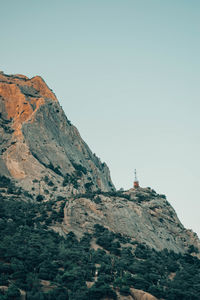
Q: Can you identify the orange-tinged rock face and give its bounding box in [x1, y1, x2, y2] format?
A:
[0, 72, 59, 179]
[30, 76, 57, 101]
[0, 72, 57, 100]
[0, 71, 115, 193]
[0, 83, 30, 120]
[0, 72, 57, 137]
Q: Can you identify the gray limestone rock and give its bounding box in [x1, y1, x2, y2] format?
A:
[62, 188, 200, 253]
[0, 72, 115, 197]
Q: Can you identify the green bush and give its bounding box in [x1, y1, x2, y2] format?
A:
[36, 195, 44, 202]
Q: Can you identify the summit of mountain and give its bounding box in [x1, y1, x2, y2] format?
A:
[0, 71, 115, 197]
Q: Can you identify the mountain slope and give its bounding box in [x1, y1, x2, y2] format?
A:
[0, 71, 114, 196]
[0, 185, 200, 300]
[0, 71, 199, 255]
[59, 187, 200, 254]
[0, 71, 200, 300]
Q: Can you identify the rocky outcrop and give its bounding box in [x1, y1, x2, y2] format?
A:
[104, 289, 159, 300]
[129, 288, 158, 300]
[0, 71, 115, 196]
[62, 187, 200, 253]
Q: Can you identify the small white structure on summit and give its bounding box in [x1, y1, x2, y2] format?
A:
[133, 169, 139, 188]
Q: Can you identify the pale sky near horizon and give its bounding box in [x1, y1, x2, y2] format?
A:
[1, 0, 200, 237]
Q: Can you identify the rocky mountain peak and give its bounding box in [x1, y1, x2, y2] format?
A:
[0, 71, 115, 196]
[0, 72, 57, 136]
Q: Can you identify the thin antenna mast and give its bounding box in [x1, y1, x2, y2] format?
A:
[134, 169, 139, 188]
[134, 169, 137, 181]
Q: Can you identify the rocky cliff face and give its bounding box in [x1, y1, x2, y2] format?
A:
[61, 187, 200, 254]
[0, 71, 115, 196]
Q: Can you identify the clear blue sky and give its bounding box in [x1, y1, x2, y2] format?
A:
[1, 0, 200, 236]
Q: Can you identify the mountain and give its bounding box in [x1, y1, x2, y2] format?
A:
[0, 71, 200, 300]
[0, 71, 114, 197]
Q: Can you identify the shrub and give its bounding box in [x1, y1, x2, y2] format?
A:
[47, 180, 54, 187]
[63, 174, 79, 189]
[93, 196, 102, 204]
[48, 163, 62, 176]
[72, 163, 87, 175]
[119, 286, 130, 296]
[36, 195, 44, 202]
[6, 284, 21, 299]
[56, 195, 66, 201]
[85, 182, 93, 192]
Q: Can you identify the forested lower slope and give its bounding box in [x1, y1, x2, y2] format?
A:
[0, 177, 200, 300]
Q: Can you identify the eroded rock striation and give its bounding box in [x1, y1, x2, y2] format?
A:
[0, 71, 114, 196]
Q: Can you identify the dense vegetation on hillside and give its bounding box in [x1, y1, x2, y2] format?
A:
[0, 178, 200, 299]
